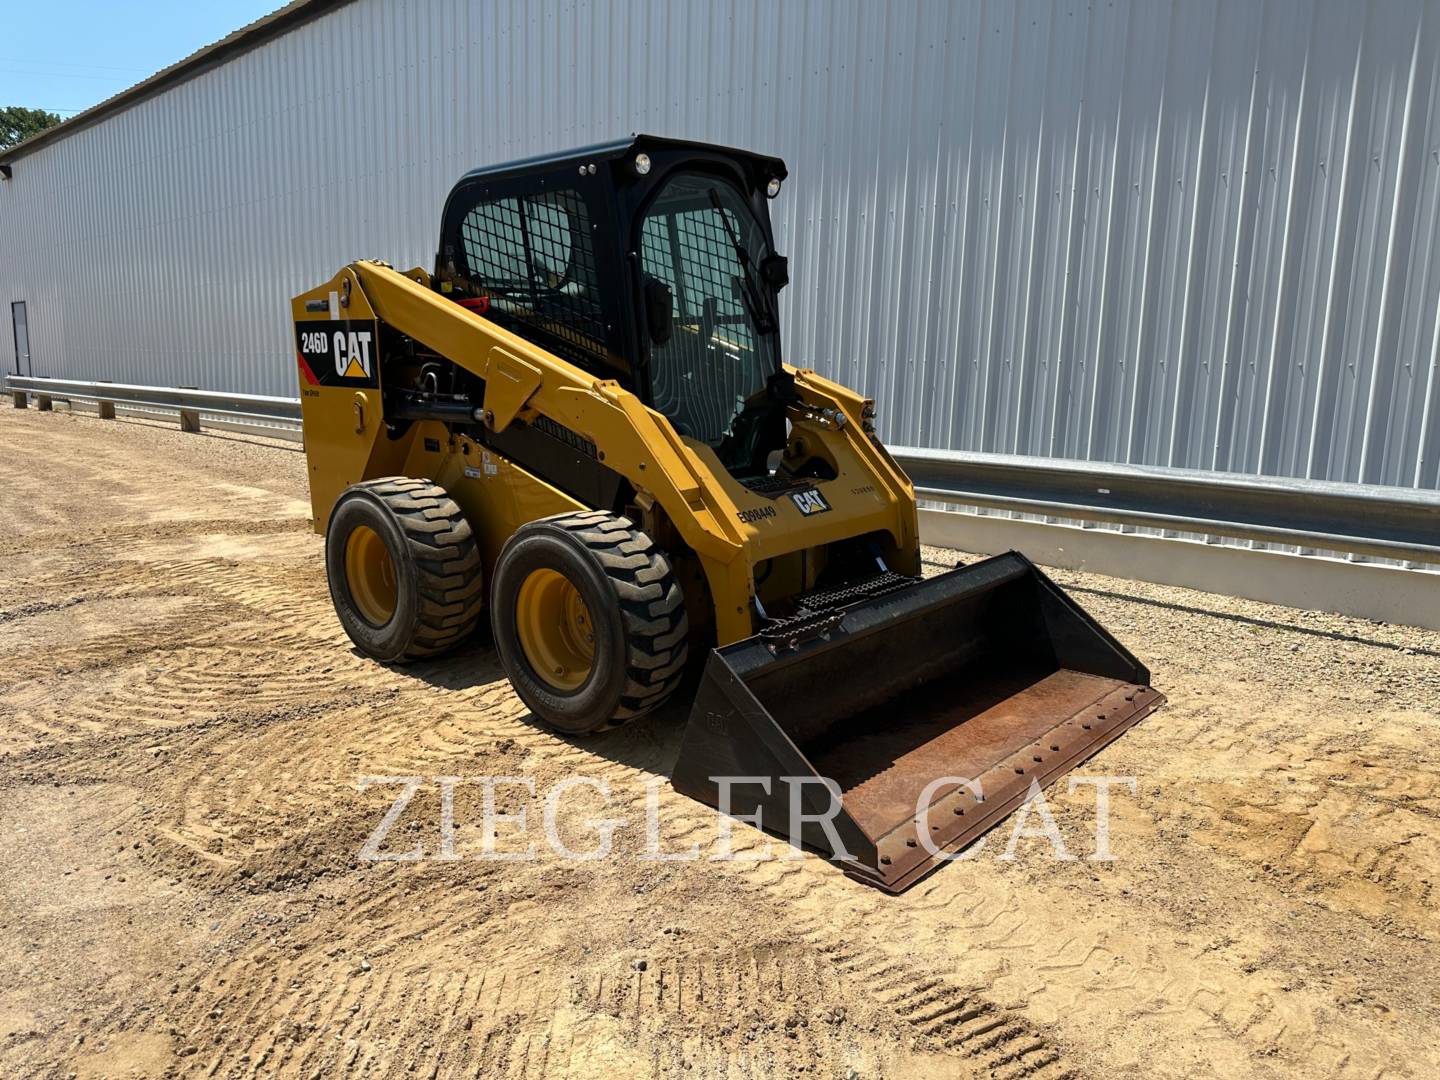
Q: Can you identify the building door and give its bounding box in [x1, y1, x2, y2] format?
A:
[10, 302, 30, 376]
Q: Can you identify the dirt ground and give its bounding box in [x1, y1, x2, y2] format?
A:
[1, 402, 1437, 1080]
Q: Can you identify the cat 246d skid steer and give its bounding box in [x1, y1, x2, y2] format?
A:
[294, 135, 1163, 891]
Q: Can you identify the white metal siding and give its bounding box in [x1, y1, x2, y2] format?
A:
[1, 0, 1437, 488]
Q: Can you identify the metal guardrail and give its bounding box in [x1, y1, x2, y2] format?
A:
[7, 375, 1438, 566]
[7, 375, 301, 429]
[891, 446, 1440, 565]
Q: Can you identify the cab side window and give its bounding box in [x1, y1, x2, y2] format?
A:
[452, 188, 607, 370]
[637, 174, 775, 446]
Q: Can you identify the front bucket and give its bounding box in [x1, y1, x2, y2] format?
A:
[671, 552, 1164, 892]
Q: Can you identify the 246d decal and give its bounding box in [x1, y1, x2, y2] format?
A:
[297, 320, 379, 387]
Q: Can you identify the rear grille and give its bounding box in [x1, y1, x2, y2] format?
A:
[741, 473, 826, 499]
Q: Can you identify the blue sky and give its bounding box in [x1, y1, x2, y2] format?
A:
[1, 2, 282, 118]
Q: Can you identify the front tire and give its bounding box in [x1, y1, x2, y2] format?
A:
[325, 478, 485, 662]
[491, 511, 689, 734]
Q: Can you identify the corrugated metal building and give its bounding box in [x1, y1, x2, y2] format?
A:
[2, 0, 1438, 489]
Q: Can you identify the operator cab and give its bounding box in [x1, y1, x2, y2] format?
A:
[434, 134, 792, 478]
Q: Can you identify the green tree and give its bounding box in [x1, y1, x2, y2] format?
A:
[1, 106, 63, 152]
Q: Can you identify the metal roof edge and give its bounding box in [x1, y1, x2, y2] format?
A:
[0, 0, 356, 167]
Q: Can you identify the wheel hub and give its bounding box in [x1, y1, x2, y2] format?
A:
[344, 524, 398, 626]
[515, 568, 595, 691]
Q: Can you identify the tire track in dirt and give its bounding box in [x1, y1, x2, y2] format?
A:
[191, 564, 344, 646]
[105, 649, 1019, 1079]
[4, 516, 310, 562]
[214, 685, 1083, 1077]
[2, 644, 351, 750]
[7, 407, 1440, 1078]
[797, 934, 1071, 1079]
[625, 763, 1435, 1079]
[1113, 696, 1440, 938]
[14, 568, 1425, 1080]
[158, 906, 946, 1080]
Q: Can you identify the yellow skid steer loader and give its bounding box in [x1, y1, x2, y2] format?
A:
[294, 136, 1163, 890]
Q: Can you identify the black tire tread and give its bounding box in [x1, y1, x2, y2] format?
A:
[352, 477, 484, 659]
[541, 510, 690, 726]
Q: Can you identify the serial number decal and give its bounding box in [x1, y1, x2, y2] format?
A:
[295, 319, 379, 387]
[789, 488, 832, 516]
[737, 505, 777, 524]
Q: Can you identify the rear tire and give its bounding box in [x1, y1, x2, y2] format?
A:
[491, 511, 689, 734]
[325, 478, 485, 662]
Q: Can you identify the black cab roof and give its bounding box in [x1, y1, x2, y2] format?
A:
[455, 133, 786, 187]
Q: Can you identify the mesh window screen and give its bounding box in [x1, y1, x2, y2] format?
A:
[458, 189, 605, 365]
[640, 176, 774, 446]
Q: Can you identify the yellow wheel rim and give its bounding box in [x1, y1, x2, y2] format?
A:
[515, 568, 595, 691]
[345, 524, 398, 626]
